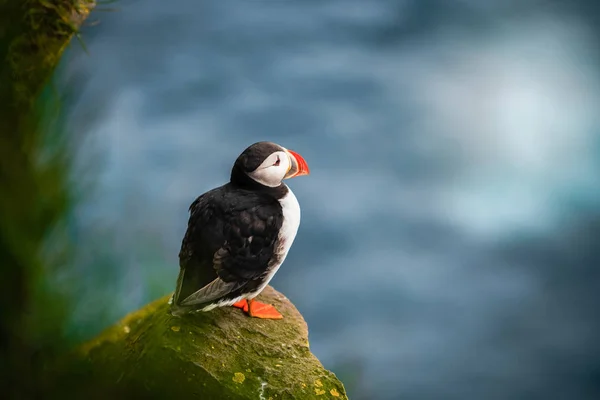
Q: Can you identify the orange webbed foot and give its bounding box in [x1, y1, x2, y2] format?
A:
[231, 298, 283, 319]
[232, 299, 249, 312]
[247, 299, 283, 320]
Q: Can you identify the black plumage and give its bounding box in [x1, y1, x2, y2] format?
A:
[173, 185, 286, 312]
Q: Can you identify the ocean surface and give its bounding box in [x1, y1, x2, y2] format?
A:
[58, 1, 600, 398]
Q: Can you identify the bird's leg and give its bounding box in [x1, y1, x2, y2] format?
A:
[232, 299, 249, 312]
[247, 298, 283, 320]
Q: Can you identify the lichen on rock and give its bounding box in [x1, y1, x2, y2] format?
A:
[78, 286, 348, 399]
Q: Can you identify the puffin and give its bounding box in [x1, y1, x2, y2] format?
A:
[170, 141, 310, 319]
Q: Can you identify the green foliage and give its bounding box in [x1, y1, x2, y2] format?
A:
[0, 0, 93, 397]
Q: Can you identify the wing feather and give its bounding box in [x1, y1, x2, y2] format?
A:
[179, 276, 241, 306]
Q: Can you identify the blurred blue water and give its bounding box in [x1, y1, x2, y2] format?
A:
[59, 0, 600, 398]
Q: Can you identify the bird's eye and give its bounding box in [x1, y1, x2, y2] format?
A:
[273, 157, 280, 166]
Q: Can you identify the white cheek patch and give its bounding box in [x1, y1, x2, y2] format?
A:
[247, 151, 290, 187]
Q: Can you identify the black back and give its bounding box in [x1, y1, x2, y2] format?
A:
[175, 183, 286, 306]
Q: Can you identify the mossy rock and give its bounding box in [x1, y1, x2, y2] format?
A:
[77, 286, 348, 399]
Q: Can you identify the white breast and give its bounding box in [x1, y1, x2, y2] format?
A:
[248, 186, 301, 298]
[276, 187, 302, 258]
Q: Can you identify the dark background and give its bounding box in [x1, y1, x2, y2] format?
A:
[51, 0, 600, 398]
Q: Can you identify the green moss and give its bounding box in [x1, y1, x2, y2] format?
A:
[0, 0, 94, 397]
[74, 286, 348, 400]
[6, 0, 94, 107]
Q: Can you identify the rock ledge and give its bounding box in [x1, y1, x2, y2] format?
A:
[79, 286, 348, 400]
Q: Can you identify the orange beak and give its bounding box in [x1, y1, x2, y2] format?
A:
[284, 149, 310, 179]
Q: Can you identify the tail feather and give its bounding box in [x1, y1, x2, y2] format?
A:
[170, 265, 243, 316]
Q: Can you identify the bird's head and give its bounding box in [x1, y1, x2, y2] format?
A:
[231, 141, 310, 188]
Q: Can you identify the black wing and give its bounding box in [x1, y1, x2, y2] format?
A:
[173, 185, 283, 307]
